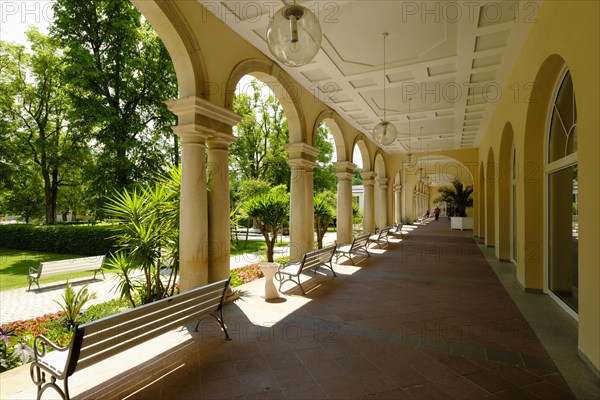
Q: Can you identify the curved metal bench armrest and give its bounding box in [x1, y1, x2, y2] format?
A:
[33, 334, 69, 359]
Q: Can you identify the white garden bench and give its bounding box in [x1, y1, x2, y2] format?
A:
[30, 278, 231, 400]
[275, 246, 337, 294]
[334, 233, 371, 265]
[369, 226, 391, 248]
[28, 255, 106, 291]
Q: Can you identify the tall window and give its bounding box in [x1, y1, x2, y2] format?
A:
[547, 70, 578, 313]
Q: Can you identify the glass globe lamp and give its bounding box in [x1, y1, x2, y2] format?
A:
[373, 121, 398, 146]
[267, 4, 322, 67]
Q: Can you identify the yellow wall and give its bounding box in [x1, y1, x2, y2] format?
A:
[477, 1, 600, 372]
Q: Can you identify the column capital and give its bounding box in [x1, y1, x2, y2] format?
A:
[167, 96, 242, 127]
[393, 184, 402, 192]
[333, 161, 357, 174]
[335, 172, 353, 181]
[284, 143, 320, 162]
[207, 132, 236, 149]
[378, 178, 389, 190]
[287, 158, 315, 170]
[361, 171, 377, 181]
[172, 123, 211, 144]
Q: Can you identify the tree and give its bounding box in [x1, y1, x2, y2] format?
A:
[314, 196, 334, 249]
[230, 78, 290, 187]
[245, 192, 289, 262]
[51, 0, 178, 207]
[0, 32, 85, 224]
[313, 124, 337, 193]
[437, 179, 474, 217]
[353, 167, 363, 185]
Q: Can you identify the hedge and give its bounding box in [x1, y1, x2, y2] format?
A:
[0, 224, 125, 256]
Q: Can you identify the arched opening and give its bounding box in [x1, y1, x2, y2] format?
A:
[546, 68, 578, 315]
[374, 153, 388, 229]
[353, 139, 374, 234]
[499, 123, 515, 261]
[479, 162, 486, 240]
[485, 149, 496, 248]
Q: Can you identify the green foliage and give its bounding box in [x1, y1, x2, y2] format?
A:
[54, 281, 97, 328]
[314, 124, 337, 193]
[314, 196, 335, 249]
[437, 178, 474, 217]
[244, 193, 289, 262]
[51, 0, 179, 210]
[0, 225, 122, 255]
[104, 165, 180, 304]
[353, 167, 364, 185]
[0, 30, 85, 224]
[352, 202, 362, 224]
[230, 78, 290, 190]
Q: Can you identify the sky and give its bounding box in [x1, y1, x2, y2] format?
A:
[0, 0, 53, 44]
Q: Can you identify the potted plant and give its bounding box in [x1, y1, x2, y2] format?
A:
[436, 178, 474, 230]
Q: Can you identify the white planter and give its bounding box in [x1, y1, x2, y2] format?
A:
[451, 216, 473, 230]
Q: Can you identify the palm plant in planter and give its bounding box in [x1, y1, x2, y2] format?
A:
[437, 178, 474, 216]
[437, 178, 474, 230]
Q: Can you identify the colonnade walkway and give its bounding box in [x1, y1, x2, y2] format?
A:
[3, 220, 599, 399]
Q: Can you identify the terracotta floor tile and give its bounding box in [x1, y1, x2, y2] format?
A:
[405, 382, 458, 400]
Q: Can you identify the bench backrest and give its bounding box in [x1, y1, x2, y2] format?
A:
[351, 233, 371, 249]
[37, 256, 105, 278]
[67, 278, 230, 376]
[302, 246, 336, 271]
[377, 226, 390, 237]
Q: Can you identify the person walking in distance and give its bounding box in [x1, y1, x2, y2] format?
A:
[434, 206, 441, 221]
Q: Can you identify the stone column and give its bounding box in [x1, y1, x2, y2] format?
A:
[168, 97, 241, 292]
[394, 183, 402, 224]
[285, 144, 319, 262]
[377, 177, 389, 228]
[305, 167, 315, 253]
[334, 161, 357, 245]
[207, 133, 236, 283]
[361, 171, 376, 234]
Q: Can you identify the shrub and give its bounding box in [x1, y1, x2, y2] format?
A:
[0, 224, 123, 255]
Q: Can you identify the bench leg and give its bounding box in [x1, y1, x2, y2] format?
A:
[30, 363, 69, 400]
[194, 311, 232, 341]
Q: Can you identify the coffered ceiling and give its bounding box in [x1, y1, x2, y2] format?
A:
[200, 0, 537, 153]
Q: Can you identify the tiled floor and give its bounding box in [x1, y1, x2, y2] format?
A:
[2, 219, 598, 399]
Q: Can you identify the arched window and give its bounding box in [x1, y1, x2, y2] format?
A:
[511, 145, 517, 262]
[546, 70, 578, 314]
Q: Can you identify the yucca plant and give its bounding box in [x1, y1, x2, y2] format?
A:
[104, 165, 181, 304]
[54, 281, 97, 328]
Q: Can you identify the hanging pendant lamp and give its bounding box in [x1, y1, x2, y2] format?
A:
[267, 1, 322, 67]
[373, 32, 398, 146]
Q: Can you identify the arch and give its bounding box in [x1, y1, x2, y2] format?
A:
[498, 122, 515, 261]
[373, 151, 387, 178]
[352, 137, 372, 171]
[224, 58, 307, 144]
[132, 0, 207, 99]
[485, 148, 496, 247]
[311, 110, 348, 162]
[479, 162, 486, 239]
[522, 54, 568, 289]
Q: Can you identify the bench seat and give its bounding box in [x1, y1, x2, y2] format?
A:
[276, 246, 336, 294]
[335, 233, 371, 265]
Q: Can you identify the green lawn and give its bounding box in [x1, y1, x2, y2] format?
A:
[0, 248, 100, 291]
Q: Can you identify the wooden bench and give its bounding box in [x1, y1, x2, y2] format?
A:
[275, 246, 337, 294]
[30, 278, 231, 400]
[334, 233, 371, 265]
[369, 226, 391, 248]
[28, 255, 106, 291]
